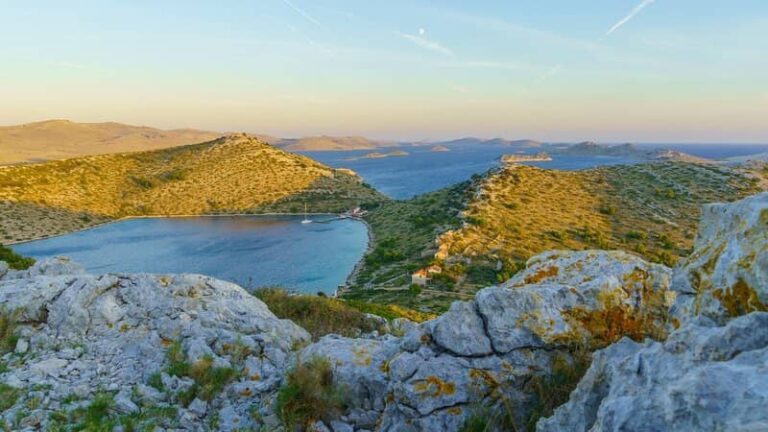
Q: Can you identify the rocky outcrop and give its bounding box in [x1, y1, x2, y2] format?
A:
[296, 250, 674, 431]
[538, 193, 768, 432]
[538, 313, 768, 431]
[670, 192, 767, 325]
[2, 193, 764, 432]
[0, 257, 308, 431]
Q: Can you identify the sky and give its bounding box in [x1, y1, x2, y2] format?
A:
[1, 0, 767, 143]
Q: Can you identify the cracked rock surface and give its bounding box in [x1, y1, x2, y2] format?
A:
[1, 193, 765, 431]
[0, 258, 309, 431]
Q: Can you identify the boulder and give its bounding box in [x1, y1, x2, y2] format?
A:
[298, 250, 673, 430]
[538, 312, 768, 432]
[0, 258, 309, 430]
[671, 192, 768, 325]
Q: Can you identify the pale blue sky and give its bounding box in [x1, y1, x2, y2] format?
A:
[1, 1, 766, 142]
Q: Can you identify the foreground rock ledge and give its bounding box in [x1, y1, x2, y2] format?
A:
[0, 258, 309, 430]
[1, 192, 766, 431]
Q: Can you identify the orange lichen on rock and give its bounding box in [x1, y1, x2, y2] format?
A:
[713, 279, 767, 317]
[412, 376, 456, 398]
[524, 266, 560, 285]
[352, 346, 372, 367]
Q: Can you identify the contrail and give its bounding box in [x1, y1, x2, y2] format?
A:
[397, 32, 454, 56]
[606, 0, 656, 36]
[280, 0, 320, 26]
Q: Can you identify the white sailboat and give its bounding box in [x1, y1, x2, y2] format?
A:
[301, 203, 312, 224]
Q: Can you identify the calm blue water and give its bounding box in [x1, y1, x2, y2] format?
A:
[302, 145, 638, 199]
[636, 143, 768, 160]
[13, 216, 367, 294]
[303, 143, 768, 199]
[12, 142, 767, 291]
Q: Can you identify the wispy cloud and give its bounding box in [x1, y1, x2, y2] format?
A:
[606, 0, 656, 36]
[461, 61, 529, 71]
[280, 0, 320, 26]
[533, 64, 562, 85]
[397, 31, 454, 56]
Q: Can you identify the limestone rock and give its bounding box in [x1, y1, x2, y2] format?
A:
[295, 248, 675, 431]
[431, 301, 492, 356]
[538, 312, 768, 432]
[487, 250, 672, 351]
[0, 259, 309, 430]
[671, 192, 768, 324]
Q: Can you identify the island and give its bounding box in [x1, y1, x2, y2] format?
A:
[500, 152, 552, 164]
[429, 145, 450, 152]
[345, 150, 410, 161]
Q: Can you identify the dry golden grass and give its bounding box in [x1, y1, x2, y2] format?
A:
[0, 134, 386, 241]
[437, 162, 763, 290]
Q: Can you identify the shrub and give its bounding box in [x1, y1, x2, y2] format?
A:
[188, 356, 237, 402]
[0, 244, 35, 270]
[130, 175, 158, 190]
[524, 350, 591, 430]
[460, 349, 591, 432]
[599, 204, 616, 215]
[163, 341, 236, 404]
[0, 383, 19, 412]
[0, 308, 19, 355]
[70, 392, 115, 430]
[625, 230, 648, 241]
[276, 357, 346, 430]
[254, 288, 381, 340]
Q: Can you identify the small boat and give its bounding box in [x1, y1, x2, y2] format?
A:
[301, 203, 312, 224]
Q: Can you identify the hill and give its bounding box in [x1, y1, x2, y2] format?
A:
[0, 120, 222, 165]
[345, 162, 764, 312]
[430, 137, 543, 148]
[273, 136, 388, 151]
[0, 134, 386, 242]
[559, 141, 713, 163]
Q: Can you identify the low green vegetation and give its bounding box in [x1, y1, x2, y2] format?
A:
[460, 349, 591, 432]
[0, 244, 34, 270]
[0, 135, 387, 242]
[276, 357, 346, 430]
[523, 351, 592, 431]
[254, 288, 434, 340]
[46, 392, 178, 431]
[163, 340, 237, 406]
[341, 183, 469, 313]
[0, 383, 19, 412]
[344, 162, 763, 313]
[436, 163, 760, 305]
[0, 308, 19, 355]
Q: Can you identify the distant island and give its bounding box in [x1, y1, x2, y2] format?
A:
[345, 150, 410, 161]
[430, 145, 450, 152]
[500, 152, 552, 164]
[272, 135, 393, 151]
[558, 141, 713, 163]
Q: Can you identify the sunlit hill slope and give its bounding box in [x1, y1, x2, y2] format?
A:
[0, 120, 222, 165]
[0, 134, 386, 242]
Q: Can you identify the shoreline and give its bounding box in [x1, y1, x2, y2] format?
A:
[339, 217, 373, 296]
[6, 211, 348, 246]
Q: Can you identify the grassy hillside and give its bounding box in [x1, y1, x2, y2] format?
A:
[345, 162, 764, 312]
[0, 120, 221, 165]
[341, 183, 468, 311]
[0, 134, 386, 242]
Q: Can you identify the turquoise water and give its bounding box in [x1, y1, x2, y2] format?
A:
[13, 216, 368, 294]
[12, 143, 767, 291]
